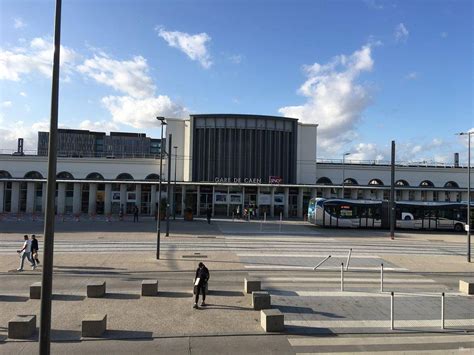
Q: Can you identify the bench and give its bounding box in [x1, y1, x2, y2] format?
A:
[244, 278, 261, 294]
[459, 280, 473, 295]
[30, 282, 41, 299]
[82, 314, 107, 337]
[252, 291, 271, 310]
[260, 309, 284, 332]
[87, 281, 106, 298]
[8, 315, 36, 339]
[141, 280, 158, 296]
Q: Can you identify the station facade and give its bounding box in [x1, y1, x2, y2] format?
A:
[0, 114, 471, 219]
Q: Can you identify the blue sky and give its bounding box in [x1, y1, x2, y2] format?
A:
[0, 0, 472, 163]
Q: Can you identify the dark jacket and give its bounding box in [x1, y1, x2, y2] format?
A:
[31, 239, 39, 252]
[195, 266, 210, 285]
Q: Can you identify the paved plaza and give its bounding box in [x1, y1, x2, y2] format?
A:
[0, 216, 473, 354]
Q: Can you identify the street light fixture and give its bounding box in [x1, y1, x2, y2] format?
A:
[156, 116, 167, 259]
[456, 131, 472, 263]
[342, 152, 351, 199]
[173, 145, 178, 220]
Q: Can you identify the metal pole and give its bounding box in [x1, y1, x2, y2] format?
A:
[313, 255, 331, 270]
[468, 134, 471, 262]
[342, 155, 345, 198]
[156, 117, 166, 259]
[390, 291, 394, 330]
[166, 134, 172, 237]
[345, 248, 352, 271]
[390, 140, 396, 240]
[39, 0, 61, 353]
[380, 263, 384, 292]
[441, 292, 445, 329]
[173, 146, 177, 220]
[340, 262, 344, 291]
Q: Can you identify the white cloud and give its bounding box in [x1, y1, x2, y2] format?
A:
[1, 101, 12, 108]
[14, 18, 26, 29]
[79, 119, 118, 132]
[347, 143, 385, 161]
[77, 54, 155, 98]
[102, 95, 189, 128]
[394, 23, 409, 42]
[0, 120, 50, 151]
[157, 27, 212, 68]
[0, 37, 78, 81]
[405, 71, 418, 80]
[19, 91, 27, 97]
[279, 43, 375, 156]
[228, 54, 243, 64]
[363, 0, 384, 10]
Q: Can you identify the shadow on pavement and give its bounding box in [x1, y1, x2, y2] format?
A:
[103, 329, 153, 340]
[105, 292, 140, 300]
[208, 290, 244, 297]
[158, 291, 192, 298]
[285, 325, 335, 335]
[55, 266, 127, 271]
[202, 303, 251, 311]
[274, 305, 346, 318]
[51, 329, 82, 341]
[52, 294, 86, 301]
[266, 289, 299, 296]
[0, 295, 29, 302]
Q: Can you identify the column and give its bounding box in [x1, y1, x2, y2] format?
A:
[323, 188, 331, 198]
[401, 190, 409, 201]
[196, 185, 201, 217]
[364, 189, 372, 200]
[283, 187, 289, 218]
[72, 183, 81, 215]
[170, 185, 175, 217]
[11, 182, 20, 213]
[311, 188, 317, 198]
[426, 190, 434, 201]
[350, 188, 358, 200]
[120, 184, 127, 211]
[376, 190, 384, 200]
[438, 191, 446, 202]
[241, 186, 245, 217]
[181, 185, 186, 217]
[135, 184, 142, 213]
[270, 187, 275, 218]
[226, 186, 230, 217]
[150, 184, 157, 216]
[104, 183, 112, 215]
[461, 191, 468, 202]
[88, 183, 97, 215]
[0, 182, 4, 213]
[41, 183, 47, 213]
[297, 188, 303, 219]
[449, 192, 457, 202]
[414, 190, 422, 201]
[57, 182, 66, 215]
[26, 182, 35, 213]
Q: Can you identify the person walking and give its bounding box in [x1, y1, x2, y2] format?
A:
[206, 206, 212, 224]
[193, 262, 210, 309]
[31, 234, 40, 266]
[17, 235, 35, 271]
[133, 205, 139, 222]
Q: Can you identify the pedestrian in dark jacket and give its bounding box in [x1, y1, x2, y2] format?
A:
[206, 207, 212, 224]
[31, 234, 40, 266]
[193, 262, 210, 308]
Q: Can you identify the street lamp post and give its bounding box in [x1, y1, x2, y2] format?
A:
[173, 145, 178, 220]
[457, 131, 472, 263]
[342, 152, 351, 198]
[156, 116, 167, 259]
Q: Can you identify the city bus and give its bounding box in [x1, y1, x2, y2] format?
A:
[307, 198, 472, 232]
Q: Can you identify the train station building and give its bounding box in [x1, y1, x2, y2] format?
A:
[0, 114, 470, 219]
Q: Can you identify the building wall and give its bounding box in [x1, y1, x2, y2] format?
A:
[297, 123, 317, 184]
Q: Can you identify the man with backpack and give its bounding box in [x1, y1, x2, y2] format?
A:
[193, 262, 210, 309]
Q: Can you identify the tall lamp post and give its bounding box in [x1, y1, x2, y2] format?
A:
[156, 116, 167, 259]
[342, 152, 351, 198]
[457, 131, 472, 263]
[173, 145, 178, 220]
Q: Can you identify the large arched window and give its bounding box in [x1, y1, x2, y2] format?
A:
[24, 171, 43, 179]
[145, 173, 160, 180]
[57, 171, 74, 179]
[0, 170, 12, 179]
[86, 172, 104, 180]
[116, 173, 134, 180]
[395, 179, 409, 186]
[344, 178, 358, 185]
[444, 181, 459, 188]
[368, 178, 384, 185]
[316, 177, 332, 185]
[420, 180, 434, 187]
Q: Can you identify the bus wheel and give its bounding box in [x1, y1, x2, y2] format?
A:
[454, 223, 464, 232]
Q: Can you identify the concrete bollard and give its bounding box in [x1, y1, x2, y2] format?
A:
[252, 291, 271, 310]
[8, 315, 36, 339]
[141, 280, 158, 296]
[30, 282, 42, 299]
[459, 280, 473, 295]
[260, 309, 284, 332]
[82, 314, 107, 337]
[245, 278, 261, 294]
[87, 281, 106, 298]
[390, 291, 394, 330]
